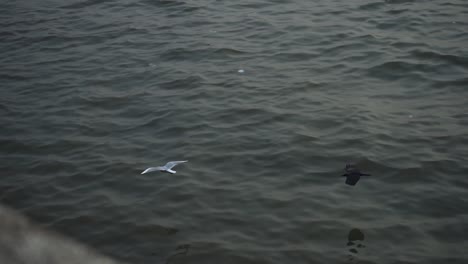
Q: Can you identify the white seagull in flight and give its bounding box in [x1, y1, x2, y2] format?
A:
[141, 161, 188, 174]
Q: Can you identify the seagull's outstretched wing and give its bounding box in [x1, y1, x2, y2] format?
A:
[164, 161, 188, 169]
[141, 167, 162, 174]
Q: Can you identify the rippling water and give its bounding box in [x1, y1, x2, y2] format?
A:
[1, 0, 468, 263]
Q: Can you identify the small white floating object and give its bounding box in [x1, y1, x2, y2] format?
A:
[408, 115, 413, 118]
[141, 161, 188, 174]
[238, 69, 244, 73]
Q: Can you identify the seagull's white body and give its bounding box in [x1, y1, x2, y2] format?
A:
[141, 161, 188, 174]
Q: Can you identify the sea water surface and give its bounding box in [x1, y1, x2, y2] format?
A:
[1, 0, 468, 263]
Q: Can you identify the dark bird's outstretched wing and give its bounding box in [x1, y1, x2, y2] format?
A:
[345, 175, 360, 186]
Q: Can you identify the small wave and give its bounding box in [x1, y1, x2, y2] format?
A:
[141, 0, 186, 8]
[359, 2, 385, 10]
[384, 0, 415, 4]
[385, 8, 409, 15]
[268, 52, 319, 62]
[160, 47, 248, 62]
[430, 77, 468, 88]
[0, 73, 33, 81]
[427, 219, 468, 243]
[367, 60, 432, 80]
[158, 75, 205, 90]
[61, 0, 115, 9]
[412, 50, 468, 69]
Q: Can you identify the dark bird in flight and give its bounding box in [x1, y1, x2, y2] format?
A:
[342, 164, 370, 186]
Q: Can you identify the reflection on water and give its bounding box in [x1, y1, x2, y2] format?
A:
[347, 228, 366, 262]
[165, 244, 190, 264]
[165, 227, 179, 235]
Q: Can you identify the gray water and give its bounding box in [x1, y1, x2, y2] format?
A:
[1, 0, 468, 263]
